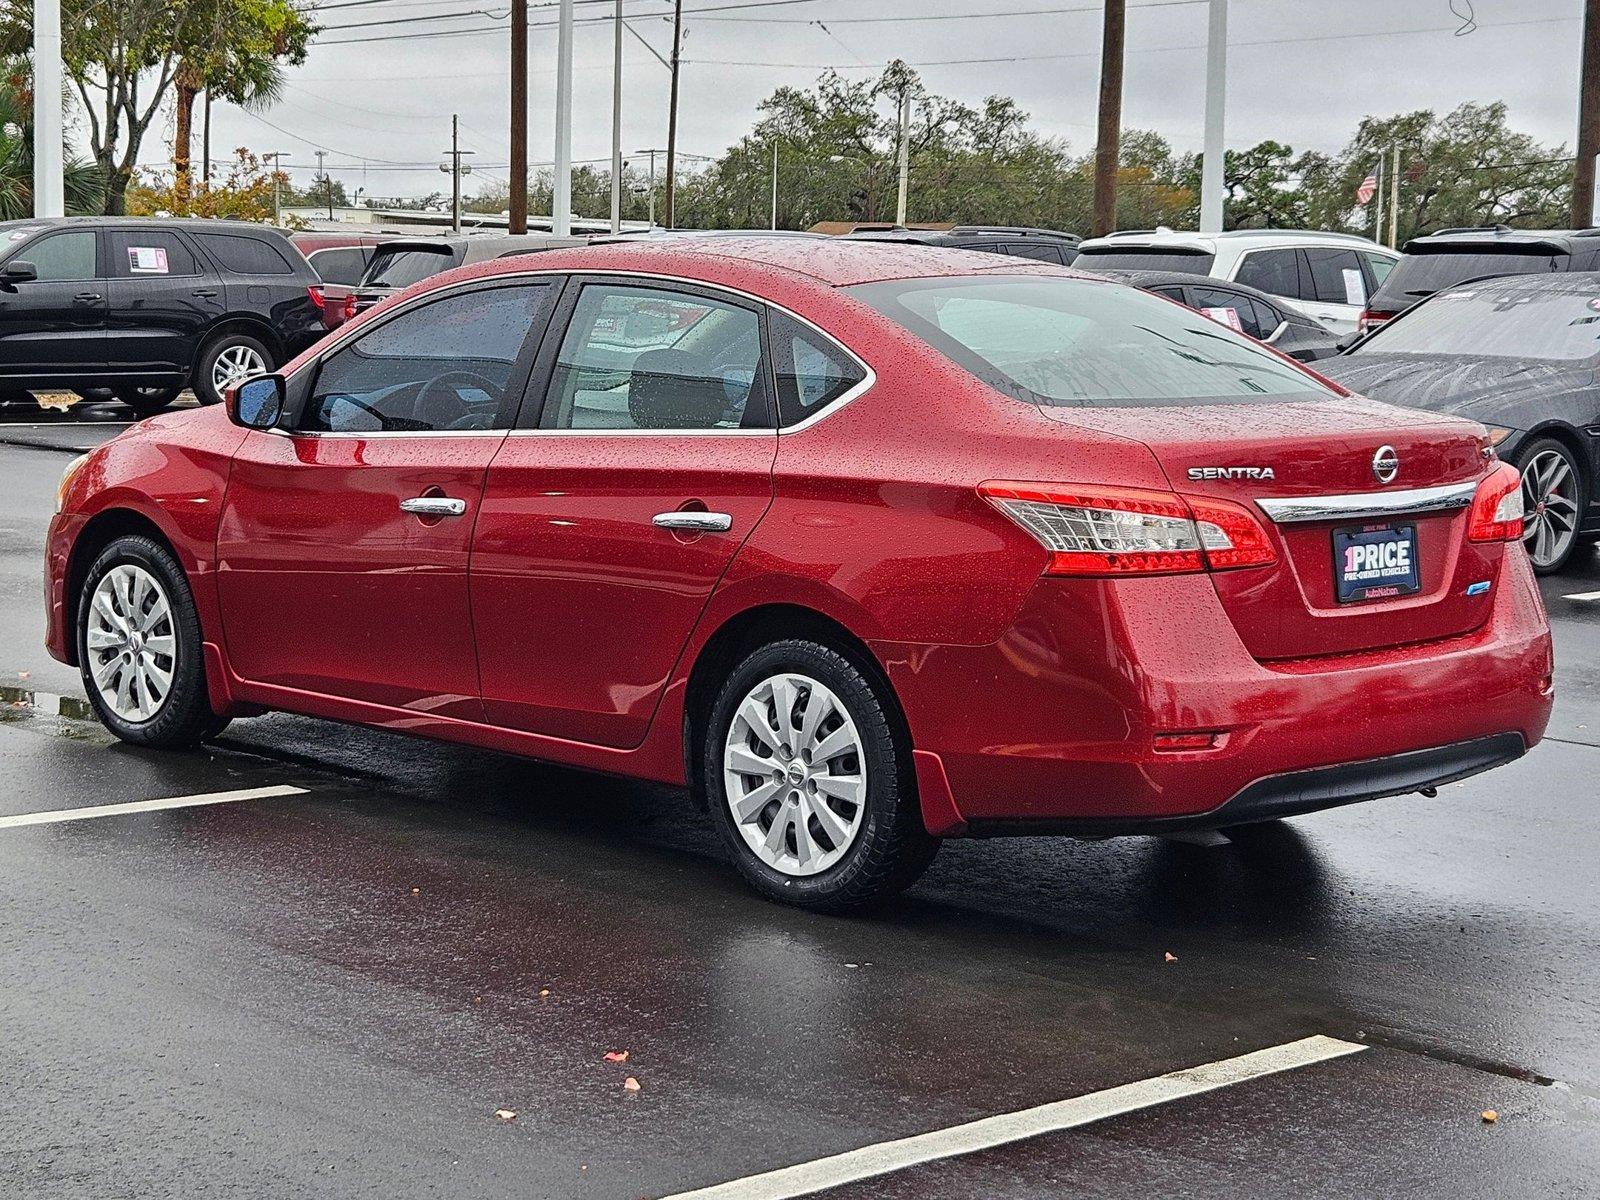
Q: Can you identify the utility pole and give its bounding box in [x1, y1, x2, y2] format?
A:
[32, 0, 65, 217]
[637, 148, 661, 225]
[1373, 151, 1385, 249]
[1092, 0, 1126, 237]
[264, 152, 290, 225]
[315, 149, 333, 220]
[610, 0, 624, 233]
[664, 0, 684, 228]
[510, 0, 528, 233]
[1575, 0, 1600, 227]
[1198, 0, 1228, 233]
[442, 116, 475, 234]
[895, 87, 911, 226]
[1388, 143, 1401, 249]
[202, 91, 213, 189]
[553, 0, 574, 235]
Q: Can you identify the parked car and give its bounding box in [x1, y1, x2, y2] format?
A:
[0, 217, 321, 416]
[324, 232, 589, 327]
[845, 225, 1081, 265]
[1320, 272, 1600, 574]
[1074, 228, 1398, 334]
[1085, 268, 1342, 361]
[289, 230, 407, 330]
[1357, 226, 1600, 335]
[47, 238, 1551, 911]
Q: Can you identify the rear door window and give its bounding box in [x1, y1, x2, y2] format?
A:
[1233, 248, 1303, 300]
[1361, 251, 1396, 288]
[195, 232, 295, 275]
[998, 242, 1066, 263]
[1303, 248, 1368, 306]
[1187, 285, 1266, 338]
[108, 229, 199, 278]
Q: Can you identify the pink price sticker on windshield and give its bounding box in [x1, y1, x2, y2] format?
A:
[1588, 298, 1600, 313]
[127, 246, 169, 274]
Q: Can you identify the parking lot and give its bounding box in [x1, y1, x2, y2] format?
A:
[2, 399, 1598, 1198]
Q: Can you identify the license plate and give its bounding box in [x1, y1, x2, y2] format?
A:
[1333, 523, 1420, 603]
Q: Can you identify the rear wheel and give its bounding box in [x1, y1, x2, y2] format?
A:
[194, 332, 271, 406]
[1516, 437, 1585, 574]
[704, 639, 939, 913]
[113, 384, 182, 417]
[77, 535, 221, 748]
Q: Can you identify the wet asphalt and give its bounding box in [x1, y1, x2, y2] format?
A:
[1, 399, 1597, 1198]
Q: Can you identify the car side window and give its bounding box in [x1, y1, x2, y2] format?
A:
[107, 230, 199, 278]
[195, 232, 294, 275]
[1233, 249, 1302, 301]
[1248, 298, 1285, 338]
[999, 242, 1065, 263]
[308, 247, 368, 285]
[1304, 247, 1367, 306]
[543, 284, 767, 431]
[1361, 251, 1396, 288]
[19, 231, 97, 281]
[769, 310, 867, 426]
[1188, 285, 1265, 338]
[304, 283, 553, 433]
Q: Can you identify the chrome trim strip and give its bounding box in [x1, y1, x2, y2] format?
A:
[1256, 481, 1479, 524]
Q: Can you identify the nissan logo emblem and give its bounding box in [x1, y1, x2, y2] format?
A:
[1372, 445, 1399, 484]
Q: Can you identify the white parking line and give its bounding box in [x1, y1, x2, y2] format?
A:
[0, 784, 307, 830]
[1562, 590, 1600, 602]
[661, 1035, 1366, 1200]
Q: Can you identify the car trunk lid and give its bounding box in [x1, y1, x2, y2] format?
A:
[1038, 395, 1500, 659]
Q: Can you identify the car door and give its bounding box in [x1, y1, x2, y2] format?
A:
[0, 227, 107, 380]
[215, 278, 559, 714]
[1294, 247, 1370, 334]
[471, 278, 778, 749]
[104, 227, 224, 374]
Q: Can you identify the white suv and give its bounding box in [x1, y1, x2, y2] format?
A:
[1074, 228, 1398, 335]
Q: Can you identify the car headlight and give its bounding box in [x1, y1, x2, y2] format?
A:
[1481, 424, 1518, 448]
[55, 453, 89, 514]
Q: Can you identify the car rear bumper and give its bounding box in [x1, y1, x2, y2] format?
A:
[877, 550, 1553, 836]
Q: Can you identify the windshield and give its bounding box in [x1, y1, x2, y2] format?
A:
[849, 275, 1331, 408]
[363, 246, 457, 289]
[1071, 248, 1215, 274]
[1354, 280, 1600, 362]
[1371, 250, 1560, 306]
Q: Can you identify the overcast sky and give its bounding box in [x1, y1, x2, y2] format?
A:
[123, 0, 1586, 205]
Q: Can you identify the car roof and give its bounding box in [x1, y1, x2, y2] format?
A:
[0, 215, 284, 237]
[1078, 227, 1386, 253]
[440, 235, 1095, 291]
[845, 226, 1079, 245]
[1083, 267, 1272, 295]
[1401, 226, 1600, 254]
[1460, 269, 1600, 294]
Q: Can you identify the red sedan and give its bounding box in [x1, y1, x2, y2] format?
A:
[45, 239, 1553, 911]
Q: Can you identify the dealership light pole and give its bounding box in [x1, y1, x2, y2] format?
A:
[553, 0, 574, 235]
[1198, 0, 1228, 232]
[32, 0, 65, 217]
[895, 87, 911, 226]
[610, 0, 624, 233]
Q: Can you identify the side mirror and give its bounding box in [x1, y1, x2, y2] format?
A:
[1335, 332, 1360, 353]
[1264, 320, 1289, 345]
[228, 374, 285, 430]
[1, 260, 37, 290]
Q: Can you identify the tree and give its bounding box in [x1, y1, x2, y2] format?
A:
[0, 56, 104, 218]
[171, 0, 313, 209]
[127, 147, 292, 224]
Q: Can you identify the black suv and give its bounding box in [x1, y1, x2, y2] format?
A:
[843, 225, 1081, 265]
[0, 217, 322, 415]
[1362, 226, 1600, 333]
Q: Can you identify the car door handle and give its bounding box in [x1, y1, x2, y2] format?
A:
[73, 292, 101, 304]
[652, 511, 732, 533]
[400, 496, 467, 517]
[191, 288, 219, 298]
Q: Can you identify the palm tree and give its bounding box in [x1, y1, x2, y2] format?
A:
[0, 58, 104, 219]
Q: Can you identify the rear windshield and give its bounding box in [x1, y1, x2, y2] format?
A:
[849, 274, 1331, 408]
[1071, 247, 1215, 274]
[1353, 280, 1600, 362]
[1371, 249, 1561, 308]
[363, 246, 458, 289]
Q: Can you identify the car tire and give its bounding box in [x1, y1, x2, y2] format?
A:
[76, 534, 221, 748]
[704, 638, 939, 913]
[193, 332, 272, 407]
[1514, 437, 1586, 575]
[113, 384, 182, 417]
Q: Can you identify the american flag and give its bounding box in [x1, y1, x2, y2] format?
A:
[1355, 166, 1380, 206]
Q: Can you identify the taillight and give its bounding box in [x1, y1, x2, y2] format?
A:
[307, 284, 328, 310]
[1357, 309, 1394, 335]
[979, 481, 1277, 576]
[1467, 462, 1524, 543]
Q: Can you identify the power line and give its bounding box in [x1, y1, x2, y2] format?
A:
[318, 0, 822, 42]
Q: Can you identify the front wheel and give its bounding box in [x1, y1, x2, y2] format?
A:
[1516, 437, 1586, 574]
[77, 534, 222, 747]
[704, 639, 939, 913]
[194, 332, 272, 407]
